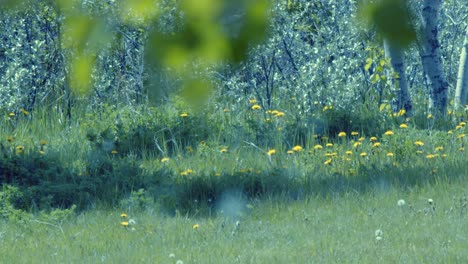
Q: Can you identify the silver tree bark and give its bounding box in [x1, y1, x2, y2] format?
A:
[419, 0, 448, 115]
[454, 27, 468, 109]
[384, 38, 412, 115]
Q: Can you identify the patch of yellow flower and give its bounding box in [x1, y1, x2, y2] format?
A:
[292, 145, 303, 152]
[267, 149, 276, 155]
[372, 142, 381, 148]
[193, 224, 200, 230]
[414, 141, 424, 146]
[324, 159, 332, 165]
[180, 169, 194, 176]
[16, 146, 24, 154]
[435, 146, 443, 151]
[399, 123, 408, 129]
[338, 132, 346, 137]
[370, 137, 378, 141]
[249, 99, 257, 104]
[313, 144, 323, 150]
[345, 150, 353, 155]
[287, 150, 294, 155]
[220, 148, 228, 153]
[180, 113, 188, 117]
[111, 150, 118, 154]
[386, 152, 394, 157]
[384, 130, 394, 136]
[326, 143, 333, 147]
[161, 157, 170, 163]
[360, 152, 367, 157]
[251, 104, 261, 110]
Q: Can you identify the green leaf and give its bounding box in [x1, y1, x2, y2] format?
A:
[364, 58, 373, 71]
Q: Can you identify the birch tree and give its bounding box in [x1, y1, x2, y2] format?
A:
[419, 0, 449, 115]
[454, 27, 468, 109]
[383, 38, 412, 115]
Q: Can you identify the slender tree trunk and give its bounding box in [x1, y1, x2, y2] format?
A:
[419, 0, 448, 115]
[454, 27, 468, 109]
[383, 38, 412, 115]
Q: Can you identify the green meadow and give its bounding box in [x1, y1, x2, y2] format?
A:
[1, 104, 467, 263]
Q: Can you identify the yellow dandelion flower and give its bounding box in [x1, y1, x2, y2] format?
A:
[16, 145, 24, 154]
[414, 141, 424, 146]
[435, 146, 443, 151]
[287, 150, 294, 155]
[372, 142, 381, 148]
[370, 137, 378, 141]
[324, 159, 332, 165]
[20, 109, 29, 116]
[313, 144, 323, 150]
[267, 149, 276, 155]
[398, 109, 406, 116]
[111, 150, 118, 154]
[448, 130, 453, 135]
[384, 130, 394, 136]
[460, 147, 465, 152]
[251, 104, 261, 110]
[345, 150, 353, 155]
[8, 112, 15, 117]
[360, 152, 367, 157]
[192, 224, 200, 230]
[186, 169, 193, 174]
[274, 111, 285, 117]
[338, 132, 346, 137]
[426, 154, 436, 159]
[121, 213, 128, 218]
[386, 152, 394, 157]
[271, 110, 279, 115]
[121, 221, 129, 227]
[416, 150, 423, 154]
[427, 113, 433, 119]
[220, 148, 228, 153]
[441, 154, 447, 157]
[180, 171, 189, 176]
[161, 157, 170, 163]
[358, 137, 366, 142]
[353, 142, 361, 148]
[326, 143, 333, 147]
[456, 125, 462, 130]
[459, 122, 466, 127]
[180, 113, 188, 117]
[399, 123, 408, 129]
[292, 145, 303, 152]
[39, 150, 45, 155]
[7, 136, 14, 142]
[223, 108, 230, 112]
[351, 132, 359, 136]
[458, 134, 465, 139]
[249, 99, 257, 104]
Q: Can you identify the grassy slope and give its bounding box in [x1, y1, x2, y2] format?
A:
[1, 181, 466, 263]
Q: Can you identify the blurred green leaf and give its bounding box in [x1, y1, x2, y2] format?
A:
[119, 0, 159, 25]
[358, 0, 416, 48]
[70, 53, 95, 96]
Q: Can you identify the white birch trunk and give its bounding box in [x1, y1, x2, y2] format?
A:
[419, 0, 448, 115]
[384, 39, 412, 115]
[454, 27, 468, 109]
